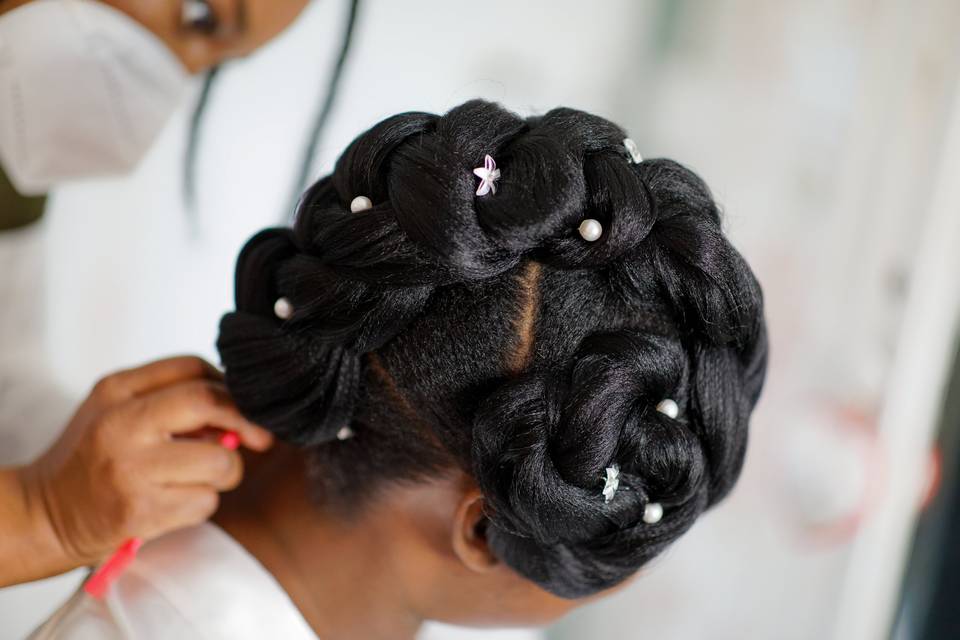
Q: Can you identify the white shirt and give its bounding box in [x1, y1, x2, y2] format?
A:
[0, 222, 73, 467]
[27, 523, 318, 640]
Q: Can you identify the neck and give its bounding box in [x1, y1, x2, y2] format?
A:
[214, 447, 423, 640]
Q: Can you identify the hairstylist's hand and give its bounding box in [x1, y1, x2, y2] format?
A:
[9, 356, 272, 584]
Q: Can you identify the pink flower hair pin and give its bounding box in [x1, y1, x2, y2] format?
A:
[473, 154, 501, 196]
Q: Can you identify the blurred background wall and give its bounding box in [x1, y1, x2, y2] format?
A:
[2, 0, 959, 638]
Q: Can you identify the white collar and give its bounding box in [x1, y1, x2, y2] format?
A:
[121, 522, 318, 640]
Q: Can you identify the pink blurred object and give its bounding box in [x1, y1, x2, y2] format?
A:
[777, 401, 885, 547]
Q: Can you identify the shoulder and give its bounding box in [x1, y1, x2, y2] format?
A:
[27, 576, 197, 640]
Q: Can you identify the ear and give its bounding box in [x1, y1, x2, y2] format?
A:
[451, 487, 498, 573]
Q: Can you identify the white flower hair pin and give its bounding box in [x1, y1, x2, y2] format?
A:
[623, 138, 643, 164]
[473, 154, 501, 196]
[602, 464, 620, 503]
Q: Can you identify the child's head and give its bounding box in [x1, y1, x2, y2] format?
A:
[217, 100, 767, 626]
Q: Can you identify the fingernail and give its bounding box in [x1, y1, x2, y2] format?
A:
[219, 432, 240, 450]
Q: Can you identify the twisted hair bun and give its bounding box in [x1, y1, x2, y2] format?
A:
[217, 100, 768, 598]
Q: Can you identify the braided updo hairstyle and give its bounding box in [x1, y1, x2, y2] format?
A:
[217, 100, 768, 599]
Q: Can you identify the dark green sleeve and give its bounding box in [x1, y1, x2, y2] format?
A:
[0, 166, 46, 231]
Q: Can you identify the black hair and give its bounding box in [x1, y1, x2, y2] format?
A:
[217, 99, 768, 599]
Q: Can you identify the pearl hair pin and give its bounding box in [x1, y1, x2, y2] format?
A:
[578, 218, 603, 242]
[656, 398, 679, 419]
[350, 195, 372, 213]
[643, 502, 663, 524]
[274, 297, 294, 320]
[623, 138, 643, 164]
[577, 139, 643, 243]
[602, 464, 620, 503]
[336, 426, 355, 441]
[473, 154, 500, 196]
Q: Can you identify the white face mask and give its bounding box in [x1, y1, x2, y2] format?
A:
[0, 0, 190, 195]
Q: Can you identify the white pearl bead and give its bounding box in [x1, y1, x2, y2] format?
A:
[656, 398, 679, 419]
[336, 426, 355, 441]
[643, 502, 663, 524]
[350, 195, 373, 213]
[273, 297, 294, 320]
[578, 218, 603, 242]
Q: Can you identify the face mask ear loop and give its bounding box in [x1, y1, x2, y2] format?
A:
[281, 0, 362, 222]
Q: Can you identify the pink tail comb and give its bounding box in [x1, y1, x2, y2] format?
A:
[83, 538, 141, 599]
